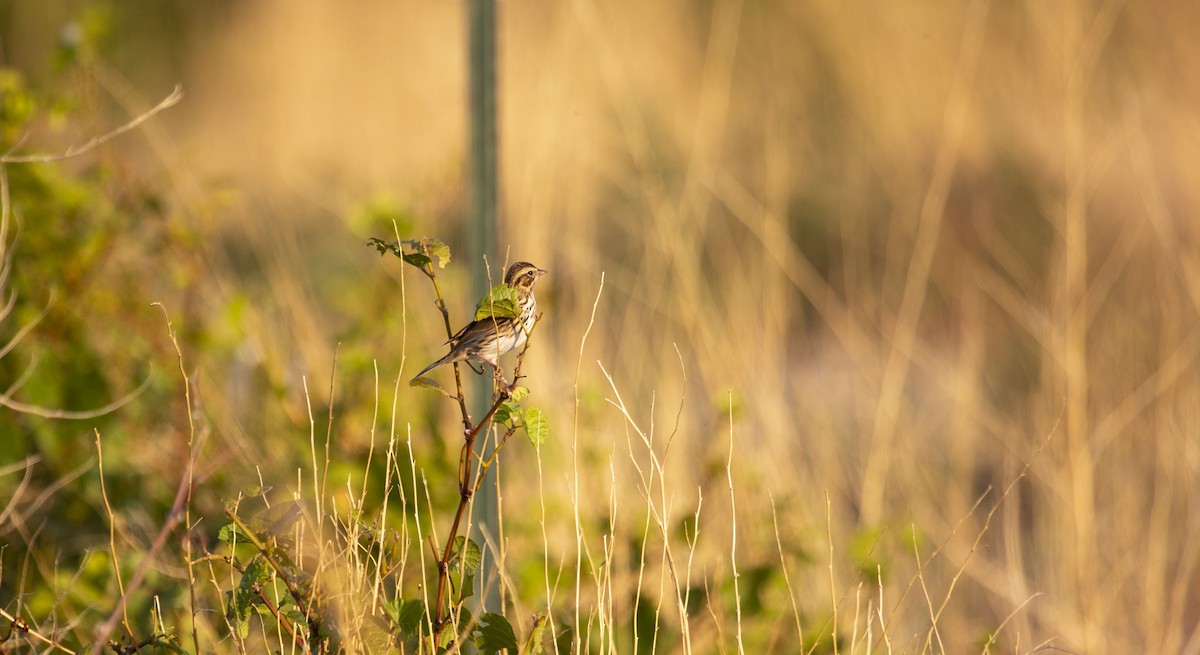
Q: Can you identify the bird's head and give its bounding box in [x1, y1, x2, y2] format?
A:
[505, 261, 547, 292]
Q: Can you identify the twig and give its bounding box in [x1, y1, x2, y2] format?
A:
[1, 86, 183, 164]
[90, 428, 195, 654]
[0, 607, 76, 654]
[222, 508, 323, 649]
[0, 373, 151, 419]
[431, 316, 540, 639]
[154, 303, 205, 655]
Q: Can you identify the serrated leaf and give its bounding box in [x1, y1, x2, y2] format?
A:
[397, 598, 425, 636]
[409, 375, 456, 399]
[239, 484, 270, 499]
[360, 615, 398, 654]
[474, 284, 521, 321]
[508, 386, 530, 402]
[246, 500, 304, 537]
[473, 612, 519, 653]
[523, 612, 548, 655]
[217, 522, 249, 545]
[452, 570, 476, 603]
[233, 615, 249, 639]
[523, 407, 549, 447]
[398, 237, 451, 269]
[382, 597, 426, 638]
[495, 398, 522, 425]
[450, 536, 483, 574]
[241, 555, 272, 586]
[279, 602, 307, 626]
[402, 252, 431, 268]
[437, 629, 456, 649]
[367, 237, 401, 257]
[227, 556, 270, 631]
[426, 240, 451, 268]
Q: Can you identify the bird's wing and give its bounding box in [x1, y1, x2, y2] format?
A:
[446, 319, 480, 345]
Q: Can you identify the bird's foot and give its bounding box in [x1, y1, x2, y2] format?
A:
[491, 367, 512, 395]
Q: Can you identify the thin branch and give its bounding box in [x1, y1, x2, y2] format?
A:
[0, 607, 76, 654]
[0, 373, 151, 419]
[1, 86, 183, 164]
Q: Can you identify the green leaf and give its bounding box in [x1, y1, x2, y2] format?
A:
[450, 536, 483, 574]
[217, 522, 249, 545]
[227, 555, 271, 634]
[239, 484, 270, 499]
[474, 284, 521, 321]
[367, 237, 399, 257]
[523, 612, 548, 655]
[360, 615, 398, 654]
[400, 237, 451, 269]
[393, 598, 426, 636]
[523, 408, 549, 447]
[495, 398, 522, 425]
[452, 571, 476, 603]
[426, 240, 451, 268]
[279, 602, 307, 626]
[241, 555, 272, 586]
[409, 375, 456, 399]
[474, 613, 519, 653]
[402, 252, 431, 268]
[246, 500, 304, 537]
[372, 237, 451, 269]
[508, 386, 530, 402]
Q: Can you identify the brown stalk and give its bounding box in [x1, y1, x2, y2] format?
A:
[403, 247, 542, 645]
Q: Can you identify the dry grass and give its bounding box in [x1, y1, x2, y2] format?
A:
[4, 0, 1200, 653]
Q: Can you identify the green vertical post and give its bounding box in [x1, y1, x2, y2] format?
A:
[467, 0, 501, 611]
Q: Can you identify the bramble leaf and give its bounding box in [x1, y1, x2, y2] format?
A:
[217, 522, 249, 545]
[247, 500, 304, 537]
[524, 612, 549, 654]
[367, 237, 400, 257]
[425, 239, 451, 268]
[508, 386, 530, 402]
[474, 284, 521, 321]
[450, 536, 483, 574]
[409, 375, 456, 399]
[402, 237, 451, 269]
[473, 612, 519, 653]
[523, 407, 549, 447]
[381, 597, 425, 644]
[402, 251, 431, 268]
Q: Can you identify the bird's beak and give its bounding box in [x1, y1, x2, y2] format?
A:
[536, 269, 548, 276]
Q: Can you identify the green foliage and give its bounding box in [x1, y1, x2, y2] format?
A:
[474, 283, 521, 321]
[473, 612, 519, 653]
[409, 374, 455, 398]
[496, 394, 550, 448]
[225, 556, 272, 638]
[381, 597, 426, 639]
[367, 236, 451, 270]
[523, 407, 549, 447]
[450, 535, 483, 574]
[508, 385, 530, 402]
[523, 613, 548, 654]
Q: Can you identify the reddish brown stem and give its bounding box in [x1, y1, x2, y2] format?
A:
[431, 391, 509, 635]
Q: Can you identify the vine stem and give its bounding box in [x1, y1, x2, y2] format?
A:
[429, 314, 542, 643]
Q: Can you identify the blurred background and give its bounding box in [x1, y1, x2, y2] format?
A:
[3, 0, 1200, 653]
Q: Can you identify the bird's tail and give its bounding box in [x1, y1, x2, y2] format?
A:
[411, 352, 456, 382]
